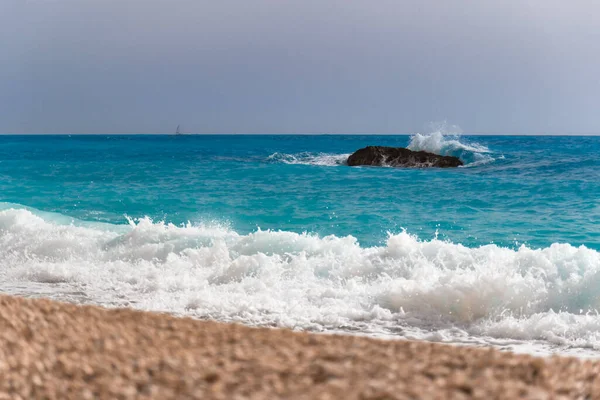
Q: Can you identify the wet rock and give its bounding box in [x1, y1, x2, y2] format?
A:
[347, 146, 463, 168]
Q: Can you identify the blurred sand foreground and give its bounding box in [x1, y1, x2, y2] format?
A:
[0, 295, 598, 399]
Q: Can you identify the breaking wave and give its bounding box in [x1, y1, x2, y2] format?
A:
[2, 206, 600, 354]
[408, 131, 495, 166]
[267, 134, 495, 168]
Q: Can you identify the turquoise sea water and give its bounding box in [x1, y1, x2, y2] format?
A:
[2, 134, 599, 249]
[2, 133, 600, 356]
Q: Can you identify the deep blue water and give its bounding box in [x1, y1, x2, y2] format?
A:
[1, 134, 599, 249]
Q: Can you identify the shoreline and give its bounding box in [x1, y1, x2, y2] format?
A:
[1, 295, 599, 398]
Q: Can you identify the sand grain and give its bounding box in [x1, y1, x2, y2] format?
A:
[0, 295, 598, 399]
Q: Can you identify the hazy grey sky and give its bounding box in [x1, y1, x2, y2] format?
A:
[1, 0, 599, 134]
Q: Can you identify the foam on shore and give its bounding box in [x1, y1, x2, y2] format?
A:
[2, 206, 600, 355]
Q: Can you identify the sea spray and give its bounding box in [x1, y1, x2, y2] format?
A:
[2, 207, 600, 352]
[267, 128, 495, 168]
[407, 127, 494, 166]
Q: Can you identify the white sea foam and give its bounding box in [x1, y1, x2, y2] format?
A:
[2, 207, 600, 356]
[267, 152, 350, 166]
[407, 131, 494, 166]
[268, 132, 495, 168]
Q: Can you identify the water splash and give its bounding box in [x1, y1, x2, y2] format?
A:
[407, 123, 494, 166]
[3, 206, 600, 354]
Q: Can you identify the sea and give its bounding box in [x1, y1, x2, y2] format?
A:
[1, 132, 600, 357]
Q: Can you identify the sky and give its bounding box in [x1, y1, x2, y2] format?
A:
[1, 0, 599, 134]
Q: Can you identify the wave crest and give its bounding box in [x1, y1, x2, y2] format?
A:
[408, 131, 494, 166]
[2, 207, 600, 353]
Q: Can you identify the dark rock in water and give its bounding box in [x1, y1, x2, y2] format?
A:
[347, 146, 463, 168]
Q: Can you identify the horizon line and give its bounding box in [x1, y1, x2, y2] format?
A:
[1, 132, 600, 136]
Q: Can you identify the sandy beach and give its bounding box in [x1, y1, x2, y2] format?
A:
[0, 295, 597, 399]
